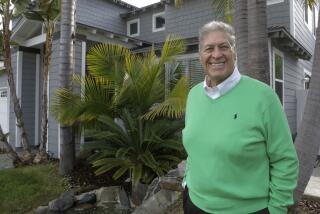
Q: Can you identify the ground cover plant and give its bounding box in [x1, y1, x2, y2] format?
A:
[0, 163, 67, 213]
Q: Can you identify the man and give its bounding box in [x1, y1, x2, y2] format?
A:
[182, 21, 299, 214]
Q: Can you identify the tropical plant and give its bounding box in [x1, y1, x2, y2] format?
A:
[58, 0, 76, 175]
[51, 36, 189, 189]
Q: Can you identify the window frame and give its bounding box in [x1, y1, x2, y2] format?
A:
[127, 18, 140, 37]
[272, 48, 285, 106]
[267, 0, 284, 6]
[152, 12, 165, 32]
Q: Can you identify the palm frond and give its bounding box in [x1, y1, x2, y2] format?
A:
[142, 76, 189, 120]
[159, 35, 186, 66]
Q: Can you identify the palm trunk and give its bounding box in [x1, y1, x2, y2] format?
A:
[2, 1, 32, 161]
[39, 23, 54, 158]
[247, 0, 269, 84]
[0, 125, 21, 164]
[293, 8, 320, 203]
[59, 0, 76, 175]
[234, 0, 248, 73]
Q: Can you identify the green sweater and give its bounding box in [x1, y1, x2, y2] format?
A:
[183, 76, 299, 214]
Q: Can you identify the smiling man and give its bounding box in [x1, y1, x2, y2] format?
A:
[182, 21, 299, 214]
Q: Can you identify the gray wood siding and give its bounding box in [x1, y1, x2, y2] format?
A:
[283, 52, 305, 134]
[48, 40, 83, 158]
[267, 0, 290, 30]
[9, 51, 17, 147]
[21, 52, 37, 146]
[77, 0, 128, 34]
[126, 7, 166, 43]
[165, 0, 215, 39]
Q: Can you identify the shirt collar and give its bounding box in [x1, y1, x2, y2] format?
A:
[203, 67, 241, 97]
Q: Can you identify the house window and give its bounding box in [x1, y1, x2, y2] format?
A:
[0, 89, 7, 98]
[273, 50, 284, 105]
[152, 12, 165, 32]
[304, 2, 316, 33]
[127, 19, 140, 37]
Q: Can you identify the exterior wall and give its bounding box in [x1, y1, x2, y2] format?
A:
[293, 0, 316, 55]
[0, 73, 7, 87]
[267, 0, 290, 30]
[126, 7, 166, 43]
[47, 39, 83, 158]
[165, 0, 215, 39]
[21, 52, 37, 146]
[76, 0, 129, 34]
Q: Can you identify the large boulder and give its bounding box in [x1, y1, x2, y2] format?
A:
[48, 191, 75, 212]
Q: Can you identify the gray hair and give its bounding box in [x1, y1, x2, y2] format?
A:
[199, 21, 236, 51]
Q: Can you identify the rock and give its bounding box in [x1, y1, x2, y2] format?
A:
[73, 203, 95, 211]
[76, 193, 96, 205]
[95, 186, 130, 209]
[33, 151, 49, 164]
[132, 189, 181, 214]
[34, 206, 49, 214]
[177, 160, 186, 177]
[48, 191, 75, 212]
[159, 176, 183, 192]
[131, 182, 148, 205]
[143, 177, 161, 202]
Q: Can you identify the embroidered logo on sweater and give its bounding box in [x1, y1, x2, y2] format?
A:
[234, 113, 238, 119]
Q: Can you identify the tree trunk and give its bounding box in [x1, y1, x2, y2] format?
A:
[234, 0, 248, 73]
[293, 8, 320, 203]
[59, 0, 76, 175]
[1, 1, 32, 162]
[38, 22, 54, 161]
[247, 0, 269, 84]
[0, 125, 21, 164]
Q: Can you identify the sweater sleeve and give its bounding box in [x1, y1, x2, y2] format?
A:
[263, 98, 299, 214]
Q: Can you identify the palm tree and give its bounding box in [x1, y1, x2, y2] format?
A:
[293, 0, 320, 203]
[58, 0, 76, 175]
[51, 36, 189, 196]
[21, 0, 61, 161]
[0, 0, 33, 163]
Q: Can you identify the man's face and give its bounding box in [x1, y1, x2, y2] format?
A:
[200, 31, 236, 86]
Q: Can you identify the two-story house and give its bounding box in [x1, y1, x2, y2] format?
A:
[0, 0, 317, 157]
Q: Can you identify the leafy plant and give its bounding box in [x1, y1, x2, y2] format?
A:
[52, 36, 189, 187]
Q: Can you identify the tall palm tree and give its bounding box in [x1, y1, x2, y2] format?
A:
[0, 0, 33, 163]
[22, 0, 61, 161]
[293, 0, 320, 203]
[58, 0, 76, 175]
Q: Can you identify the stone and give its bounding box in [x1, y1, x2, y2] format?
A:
[48, 191, 75, 212]
[132, 189, 181, 214]
[159, 176, 183, 192]
[131, 182, 149, 205]
[143, 177, 161, 202]
[73, 203, 95, 211]
[76, 193, 96, 205]
[34, 206, 49, 214]
[95, 186, 130, 208]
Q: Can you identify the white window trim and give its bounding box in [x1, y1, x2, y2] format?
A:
[127, 18, 140, 37]
[152, 12, 165, 32]
[272, 48, 285, 107]
[267, 0, 284, 6]
[0, 87, 9, 136]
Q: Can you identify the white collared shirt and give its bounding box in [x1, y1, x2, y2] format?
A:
[203, 67, 241, 99]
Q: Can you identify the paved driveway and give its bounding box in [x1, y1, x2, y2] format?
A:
[0, 153, 13, 170]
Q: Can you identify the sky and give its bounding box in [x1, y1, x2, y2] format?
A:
[121, 0, 161, 8]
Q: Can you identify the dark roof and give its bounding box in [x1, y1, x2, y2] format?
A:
[106, 0, 138, 10]
[268, 26, 312, 60]
[120, 1, 165, 18]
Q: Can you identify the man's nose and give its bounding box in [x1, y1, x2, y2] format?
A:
[211, 48, 223, 58]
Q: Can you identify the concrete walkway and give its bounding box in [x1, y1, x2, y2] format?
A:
[304, 167, 320, 200]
